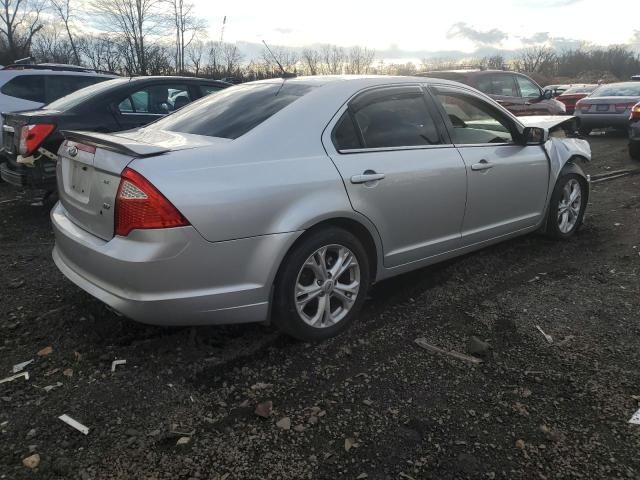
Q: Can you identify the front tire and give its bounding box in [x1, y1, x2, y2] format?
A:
[273, 227, 370, 341]
[545, 173, 588, 239]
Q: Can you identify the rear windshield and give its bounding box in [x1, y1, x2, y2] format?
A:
[148, 82, 316, 139]
[591, 83, 640, 97]
[562, 85, 597, 95]
[46, 78, 128, 110]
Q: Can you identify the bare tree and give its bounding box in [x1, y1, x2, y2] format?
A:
[91, 0, 164, 75]
[165, 0, 205, 73]
[320, 44, 345, 74]
[515, 46, 557, 75]
[261, 45, 298, 75]
[186, 39, 205, 76]
[31, 23, 75, 63]
[49, 0, 80, 64]
[78, 34, 123, 72]
[0, 0, 46, 63]
[346, 46, 375, 74]
[222, 42, 242, 77]
[301, 47, 320, 75]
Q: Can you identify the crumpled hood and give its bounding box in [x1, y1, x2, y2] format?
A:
[518, 115, 576, 130]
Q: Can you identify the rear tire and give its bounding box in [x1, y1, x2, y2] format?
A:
[545, 173, 588, 239]
[273, 227, 370, 341]
[630, 141, 640, 161]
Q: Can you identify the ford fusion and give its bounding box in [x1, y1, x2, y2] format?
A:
[51, 76, 591, 341]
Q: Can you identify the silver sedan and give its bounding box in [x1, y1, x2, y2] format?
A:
[52, 76, 591, 341]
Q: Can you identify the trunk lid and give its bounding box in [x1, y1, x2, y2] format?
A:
[57, 129, 212, 240]
[2, 110, 63, 158]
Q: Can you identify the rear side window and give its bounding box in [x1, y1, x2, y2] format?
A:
[332, 112, 361, 150]
[346, 87, 441, 149]
[45, 76, 109, 103]
[476, 75, 518, 97]
[149, 82, 316, 139]
[1, 75, 45, 102]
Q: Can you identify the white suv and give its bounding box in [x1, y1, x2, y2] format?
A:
[0, 64, 116, 150]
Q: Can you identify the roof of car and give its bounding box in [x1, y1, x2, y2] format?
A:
[125, 76, 231, 85]
[1, 63, 118, 76]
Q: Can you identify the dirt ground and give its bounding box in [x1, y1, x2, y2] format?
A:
[1, 134, 639, 480]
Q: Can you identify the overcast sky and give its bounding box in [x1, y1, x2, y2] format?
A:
[191, 0, 639, 55]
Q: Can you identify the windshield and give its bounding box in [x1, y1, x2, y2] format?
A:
[46, 78, 128, 110]
[147, 82, 317, 139]
[591, 82, 640, 97]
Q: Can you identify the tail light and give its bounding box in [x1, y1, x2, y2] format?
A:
[19, 123, 55, 156]
[114, 167, 189, 237]
[631, 103, 640, 121]
[575, 101, 590, 112]
[615, 102, 636, 113]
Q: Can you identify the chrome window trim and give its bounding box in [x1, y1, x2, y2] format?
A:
[337, 144, 456, 154]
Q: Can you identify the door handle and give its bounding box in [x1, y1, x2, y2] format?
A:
[471, 160, 494, 171]
[351, 171, 385, 184]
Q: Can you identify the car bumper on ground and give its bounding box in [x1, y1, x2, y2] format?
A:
[51, 201, 300, 326]
[576, 113, 630, 129]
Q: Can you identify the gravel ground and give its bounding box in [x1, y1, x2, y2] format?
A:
[1, 133, 639, 480]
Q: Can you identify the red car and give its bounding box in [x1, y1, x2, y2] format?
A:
[556, 85, 598, 114]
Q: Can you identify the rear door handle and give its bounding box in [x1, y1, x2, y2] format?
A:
[471, 160, 494, 171]
[351, 171, 385, 184]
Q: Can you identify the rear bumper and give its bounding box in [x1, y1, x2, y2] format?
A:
[0, 159, 57, 188]
[51, 201, 300, 326]
[576, 113, 630, 129]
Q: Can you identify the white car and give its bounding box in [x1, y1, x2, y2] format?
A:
[0, 64, 115, 149]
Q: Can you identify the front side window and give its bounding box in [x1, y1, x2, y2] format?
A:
[149, 82, 316, 139]
[435, 90, 515, 145]
[1, 75, 45, 102]
[476, 75, 518, 97]
[346, 87, 440, 149]
[515, 76, 541, 98]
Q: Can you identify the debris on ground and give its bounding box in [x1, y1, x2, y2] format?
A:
[63, 368, 74, 377]
[36, 346, 53, 357]
[276, 417, 291, 430]
[22, 453, 40, 469]
[0, 372, 29, 384]
[58, 414, 89, 435]
[415, 338, 483, 364]
[254, 400, 273, 418]
[12, 359, 34, 373]
[629, 408, 640, 425]
[111, 359, 127, 372]
[535, 325, 554, 344]
[466, 336, 491, 357]
[176, 436, 191, 446]
[344, 437, 359, 452]
[43, 382, 63, 393]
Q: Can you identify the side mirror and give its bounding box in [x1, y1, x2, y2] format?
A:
[523, 126, 546, 145]
[542, 89, 553, 100]
[160, 102, 170, 114]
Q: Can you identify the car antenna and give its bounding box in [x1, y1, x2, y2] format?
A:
[262, 40, 296, 79]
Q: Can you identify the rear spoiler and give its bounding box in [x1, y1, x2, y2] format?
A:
[61, 130, 170, 157]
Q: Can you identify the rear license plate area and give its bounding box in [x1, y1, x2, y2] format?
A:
[596, 104, 609, 112]
[70, 162, 93, 199]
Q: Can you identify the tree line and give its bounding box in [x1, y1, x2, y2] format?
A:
[1, 0, 639, 83]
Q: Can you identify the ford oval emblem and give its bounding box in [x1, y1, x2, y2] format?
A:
[67, 145, 78, 157]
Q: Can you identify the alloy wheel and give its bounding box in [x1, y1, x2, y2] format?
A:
[294, 244, 361, 328]
[557, 178, 582, 234]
